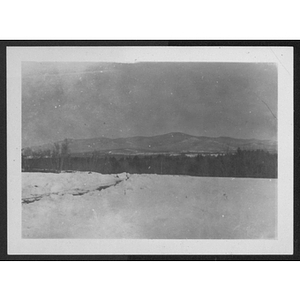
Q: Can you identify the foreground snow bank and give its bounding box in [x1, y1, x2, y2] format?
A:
[22, 172, 277, 239]
[22, 171, 128, 202]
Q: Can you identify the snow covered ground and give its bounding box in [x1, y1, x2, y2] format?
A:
[22, 172, 277, 239]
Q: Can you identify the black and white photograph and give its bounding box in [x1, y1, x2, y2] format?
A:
[7, 46, 293, 254]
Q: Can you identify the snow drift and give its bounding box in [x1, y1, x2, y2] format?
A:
[22, 172, 277, 239]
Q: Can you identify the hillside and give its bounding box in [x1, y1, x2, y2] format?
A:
[23, 132, 277, 156]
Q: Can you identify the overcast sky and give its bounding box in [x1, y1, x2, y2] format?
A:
[22, 61, 277, 147]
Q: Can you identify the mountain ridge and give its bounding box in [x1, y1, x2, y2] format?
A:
[22, 132, 277, 156]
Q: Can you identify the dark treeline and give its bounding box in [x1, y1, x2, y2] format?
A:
[22, 148, 277, 178]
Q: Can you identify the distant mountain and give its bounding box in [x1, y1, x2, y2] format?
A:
[23, 132, 277, 156]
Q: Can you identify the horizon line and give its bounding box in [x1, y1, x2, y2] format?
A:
[22, 131, 277, 149]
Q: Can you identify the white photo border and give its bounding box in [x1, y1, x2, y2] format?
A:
[7, 45, 294, 255]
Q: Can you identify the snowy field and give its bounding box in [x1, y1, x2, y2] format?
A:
[22, 172, 277, 239]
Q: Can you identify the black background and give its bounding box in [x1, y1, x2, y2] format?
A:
[1, 40, 298, 261]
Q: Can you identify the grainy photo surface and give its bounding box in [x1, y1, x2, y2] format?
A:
[7, 46, 293, 254]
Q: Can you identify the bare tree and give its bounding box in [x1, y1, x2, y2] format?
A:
[60, 139, 70, 171]
[52, 142, 61, 172]
[51, 139, 70, 172]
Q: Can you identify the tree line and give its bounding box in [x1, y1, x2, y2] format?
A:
[22, 145, 277, 178]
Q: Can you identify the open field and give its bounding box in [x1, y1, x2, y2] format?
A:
[22, 172, 277, 239]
